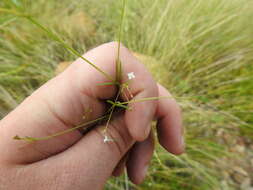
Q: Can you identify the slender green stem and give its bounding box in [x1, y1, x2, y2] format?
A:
[120, 96, 172, 105]
[26, 17, 114, 81]
[0, 8, 114, 81]
[115, 0, 127, 82]
[14, 115, 109, 142]
[103, 106, 115, 134]
[107, 100, 129, 110]
[111, 1, 128, 132]
[103, 85, 123, 133]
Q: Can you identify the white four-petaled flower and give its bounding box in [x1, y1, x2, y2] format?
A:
[127, 72, 135, 80]
[103, 135, 114, 143]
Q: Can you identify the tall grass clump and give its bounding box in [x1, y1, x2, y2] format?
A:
[0, 0, 253, 189]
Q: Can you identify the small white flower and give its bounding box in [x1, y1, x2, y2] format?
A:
[127, 72, 135, 80]
[103, 135, 114, 143]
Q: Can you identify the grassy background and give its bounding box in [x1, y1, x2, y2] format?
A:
[0, 0, 253, 189]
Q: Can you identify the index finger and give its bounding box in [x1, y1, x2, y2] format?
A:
[117, 46, 158, 141]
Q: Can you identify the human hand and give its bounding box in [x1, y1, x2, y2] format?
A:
[0, 42, 184, 190]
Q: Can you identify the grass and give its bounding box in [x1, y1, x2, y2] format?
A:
[0, 0, 253, 189]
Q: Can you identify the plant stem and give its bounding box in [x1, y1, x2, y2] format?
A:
[120, 96, 172, 105]
[115, 0, 127, 82]
[103, 85, 123, 133]
[26, 17, 114, 82]
[14, 115, 109, 141]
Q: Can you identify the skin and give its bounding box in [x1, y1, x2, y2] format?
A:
[0, 42, 184, 190]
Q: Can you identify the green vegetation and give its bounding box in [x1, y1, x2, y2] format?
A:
[0, 0, 252, 189]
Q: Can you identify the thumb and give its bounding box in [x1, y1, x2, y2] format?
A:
[0, 42, 118, 164]
[37, 115, 134, 190]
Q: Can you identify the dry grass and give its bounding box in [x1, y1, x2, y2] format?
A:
[0, 0, 253, 189]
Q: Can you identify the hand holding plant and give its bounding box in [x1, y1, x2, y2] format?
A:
[0, 42, 184, 189]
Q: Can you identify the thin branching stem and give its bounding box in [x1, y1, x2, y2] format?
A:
[103, 86, 123, 134]
[14, 115, 109, 142]
[26, 17, 114, 81]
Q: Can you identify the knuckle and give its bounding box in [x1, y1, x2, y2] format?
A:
[108, 123, 129, 156]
